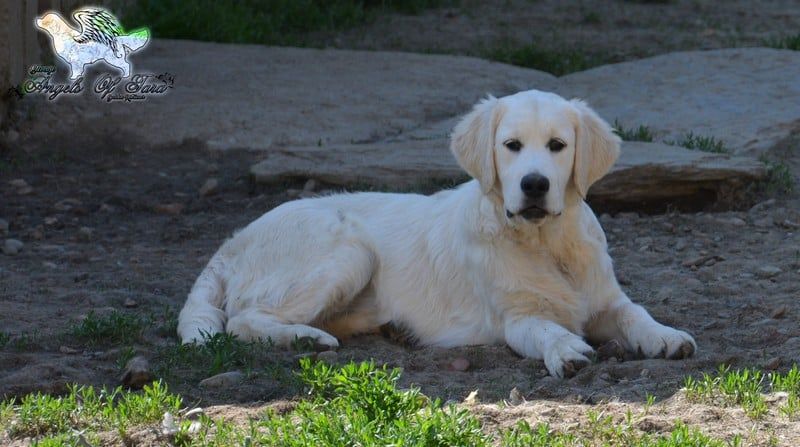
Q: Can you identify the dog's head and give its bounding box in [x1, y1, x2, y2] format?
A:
[35, 13, 66, 36]
[450, 90, 620, 223]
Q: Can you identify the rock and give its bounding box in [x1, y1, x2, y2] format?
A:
[0, 218, 9, 235]
[251, 139, 468, 189]
[756, 265, 783, 279]
[32, 41, 556, 151]
[771, 305, 788, 319]
[507, 387, 524, 406]
[77, 227, 93, 241]
[753, 217, 774, 228]
[749, 199, 775, 214]
[183, 408, 204, 420]
[764, 357, 781, 371]
[303, 179, 317, 192]
[198, 178, 219, 197]
[43, 261, 57, 269]
[560, 48, 800, 155]
[251, 140, 765, 212]
[154, 203, 185, 216]
[316, 350, 339, 364]
[199, 371, 245, 388]
[59, 345, 79, 354]
[161, 412, 178, 437]
[54, 198, 82, 211]
[2, 239, 24, 255]
[8, 179, 28, 188]
[450, 357, 470, 372]
[588, 142, 766, 210]
[123, 298, 139, 308]
[120, 356, 153, 389]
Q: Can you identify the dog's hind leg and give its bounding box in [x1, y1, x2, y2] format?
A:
[226, 241, 376, 349]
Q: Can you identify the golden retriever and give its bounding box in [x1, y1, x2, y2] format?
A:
[177, 89, 696, 378]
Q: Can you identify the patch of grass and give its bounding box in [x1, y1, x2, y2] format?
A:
[667, 132, 729, 153]
[0, 332, 9, 349]
[758, 156, 794, 194]
[764, 34, 800, 51]
[154, 332, 279, 380]
[685, 365, 800, 419]
[68, 310, 151, 346]
[2, 360, 744, 446]
[1, 381, 181, 443]
[503, 417, 737, 447]
[121, 0, 456, 47]
[771, 365, 800, 419]
[613, 119, 655, 142]
[485, 41, 610, 76]
[182, 359, 488, 446]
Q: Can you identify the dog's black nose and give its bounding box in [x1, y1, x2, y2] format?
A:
[520, 173, 550, 198]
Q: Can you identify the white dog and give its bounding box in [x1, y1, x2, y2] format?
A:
[178, 90, 695, 378]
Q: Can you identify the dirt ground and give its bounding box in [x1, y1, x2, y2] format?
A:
[1, 114, 799, 444]
[2, 0, 800, 444]
[330, 0, 800, 64]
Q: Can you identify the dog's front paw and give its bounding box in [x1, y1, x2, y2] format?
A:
[628, 324, 696, 359]
[544, 334, 595, 378]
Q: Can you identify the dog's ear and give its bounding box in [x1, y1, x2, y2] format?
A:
[570, 99, 621, 199]
[450, 96, 503, 194]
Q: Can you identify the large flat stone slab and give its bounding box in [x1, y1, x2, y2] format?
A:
[250, 140, 766, 210]
[559, 48, 800, 155]
[31, 39, 556, 149]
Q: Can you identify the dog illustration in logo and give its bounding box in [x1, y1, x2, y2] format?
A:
[35, 8, 150, 80]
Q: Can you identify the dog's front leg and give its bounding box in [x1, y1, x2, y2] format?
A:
[505, 316, 595, 378]
[593, 296, 696, 360]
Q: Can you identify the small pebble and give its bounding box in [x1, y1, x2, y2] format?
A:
[771, 305, 788, 319]
[123, 298, 139, 308]
[59, 345, 79, 354]
[450, 357, 470, 372]
[184, 408, 205, 420]
[507, 387, 524, 406]
[303, 179, 317, 192]
[199, 371, 245, 388]
[756, 265, 782, 279]
[316, 350, 339, 364]
[764, 357, 781, 371]
[154, 203, 184, 216]
[2, 239, 24, 255]
[199, 178, 219, 197]
[120, 356, 153, 389]
[77, 227, 93, 241]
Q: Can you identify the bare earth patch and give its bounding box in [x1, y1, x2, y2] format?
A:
[1, 116, 799, 444]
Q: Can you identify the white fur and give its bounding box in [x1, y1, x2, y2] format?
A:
[178, 89, 696, 378]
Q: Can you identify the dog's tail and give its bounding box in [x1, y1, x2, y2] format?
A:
[177, 252, 228, 344]
[118, 28, 150, 54]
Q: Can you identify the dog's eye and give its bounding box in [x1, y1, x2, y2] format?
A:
[504, 140, 522, 152]
[547, 139, 566, 152]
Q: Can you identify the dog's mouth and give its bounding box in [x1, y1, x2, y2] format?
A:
[506, 204, 549, 220]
